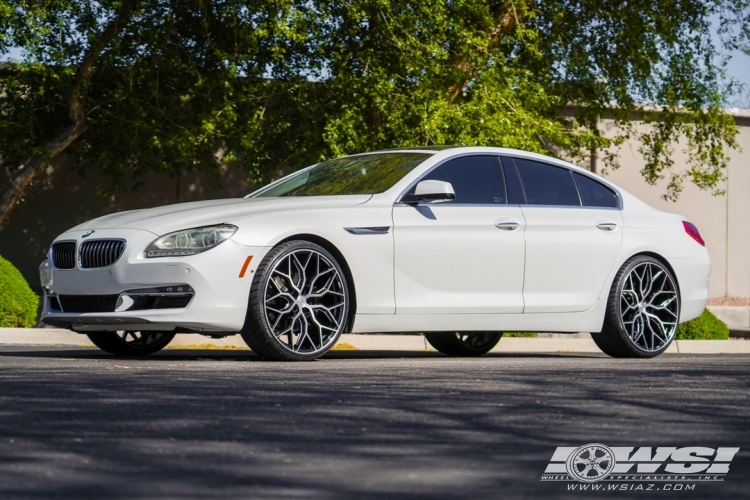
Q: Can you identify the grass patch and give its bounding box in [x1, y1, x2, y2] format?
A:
[677, 309, 729, 340]
[503, 332, 538, 338]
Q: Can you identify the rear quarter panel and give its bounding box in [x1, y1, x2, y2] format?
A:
[607, 194, 710, 323]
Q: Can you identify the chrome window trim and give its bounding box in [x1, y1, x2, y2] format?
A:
[392, 202, 621, 210]
[77, 238, 128, 270]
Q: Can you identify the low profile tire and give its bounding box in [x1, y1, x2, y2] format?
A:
[241, 240, 350, 361]
[424, 332, 503, 357]
[86, 331, 176, 356]
[596, 255, 680, 358]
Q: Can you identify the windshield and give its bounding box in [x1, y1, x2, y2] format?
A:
[252, 153, 431, 197]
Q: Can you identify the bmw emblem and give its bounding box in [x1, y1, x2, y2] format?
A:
[82, 230, 95, 238]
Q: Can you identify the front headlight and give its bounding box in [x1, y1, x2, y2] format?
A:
[145, 225, 237, 257]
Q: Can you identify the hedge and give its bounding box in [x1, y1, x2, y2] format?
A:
[0, 256, 39, 327]
[676, 308, 729, 340]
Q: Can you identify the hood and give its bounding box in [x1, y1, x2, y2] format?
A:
[70, 195, 373, 235]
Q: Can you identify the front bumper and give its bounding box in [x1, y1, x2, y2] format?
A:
[40, 228, 269, 332]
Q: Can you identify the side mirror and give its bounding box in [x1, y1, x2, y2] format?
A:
[413, 180, 456, 204]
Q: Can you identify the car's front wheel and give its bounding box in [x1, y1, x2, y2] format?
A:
[424, 332, 503, 356]
[241, 240, 350, 361]
[594, 255, 680, 358]
[86, 331, 176, 356]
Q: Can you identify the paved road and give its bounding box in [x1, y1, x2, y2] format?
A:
[0, 347, 747, 500]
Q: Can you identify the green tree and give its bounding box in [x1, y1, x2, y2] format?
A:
[1, 1, 748, 231]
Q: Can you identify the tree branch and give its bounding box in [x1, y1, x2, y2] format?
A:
[0, 0, 140, 232]
[447, 6, 519, 103]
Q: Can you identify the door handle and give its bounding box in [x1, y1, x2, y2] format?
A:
[596, 222, 618, 231]
[495, 221, 520, 231]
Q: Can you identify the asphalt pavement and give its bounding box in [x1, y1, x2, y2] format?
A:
[0, 347, 747, 500]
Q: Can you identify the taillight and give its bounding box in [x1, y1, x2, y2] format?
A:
[683, 221, 705, 246]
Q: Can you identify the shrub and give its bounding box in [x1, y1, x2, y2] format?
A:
[676, 309, 729, 340]
[0, 256, 39, 327]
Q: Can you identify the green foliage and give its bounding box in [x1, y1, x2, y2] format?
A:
[504, 332, 538, 338]
[677, 309, 730, 340]
[1, 1, 749, 200]
[0, 255, 39, 327]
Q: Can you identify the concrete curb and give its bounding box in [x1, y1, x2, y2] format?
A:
[707, 306, 750, 330]
[1, 329, 749, 353]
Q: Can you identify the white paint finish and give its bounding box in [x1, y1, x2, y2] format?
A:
[41, 147, 710, 341]
[521, 207, 623, 313]
[44, 236, 266, 332]
[231, 194, 396, 314]
[73, 195, 373, 236]
[352, 299, 609, 334]
[669, 255, 711, 322]
[393, 204, 525, 314]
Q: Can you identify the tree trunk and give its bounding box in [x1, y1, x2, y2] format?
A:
[0, 1, 139, 232]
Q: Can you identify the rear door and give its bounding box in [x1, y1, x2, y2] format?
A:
[502, 156, 624, 313]
[393, 155, 526, 314]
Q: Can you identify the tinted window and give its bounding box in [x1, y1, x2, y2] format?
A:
[406, 155, 507, 204]
[253, 153, 430, 197]
[572, 172, 618, 208]
[514, 158, 580, 206]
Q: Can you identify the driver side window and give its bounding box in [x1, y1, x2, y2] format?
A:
[404, 155, 507, 204]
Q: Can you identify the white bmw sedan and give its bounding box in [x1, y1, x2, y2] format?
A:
[40, 146, 710, 360]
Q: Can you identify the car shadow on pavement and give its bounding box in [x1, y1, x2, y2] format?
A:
[0, 346, 604, 361]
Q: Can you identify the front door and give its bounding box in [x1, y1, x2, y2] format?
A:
[393, 155, 526, 314]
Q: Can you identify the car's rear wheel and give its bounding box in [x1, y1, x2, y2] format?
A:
[595, 255, 680, 358]
[424, 332, 503, 357]
[86, 331, 175, 356]
[241, 240, 350, 361]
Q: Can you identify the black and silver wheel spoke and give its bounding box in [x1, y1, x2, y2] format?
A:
[619, 262, 679, 352]
[263, 249, 346, 355]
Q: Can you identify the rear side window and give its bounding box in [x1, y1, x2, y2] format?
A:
[513, 158, 580, 206]
[407, 155, 507, 204]
[572, 172, 619, 208]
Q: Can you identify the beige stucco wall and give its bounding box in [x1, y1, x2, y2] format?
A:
[600, 111, 750, 298]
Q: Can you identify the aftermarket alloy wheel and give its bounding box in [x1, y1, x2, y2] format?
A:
[424, 332, 503, 357]
[86, 331, 176, 356]
[241, 241, 350, 361]
[594, 255, 680, 358]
